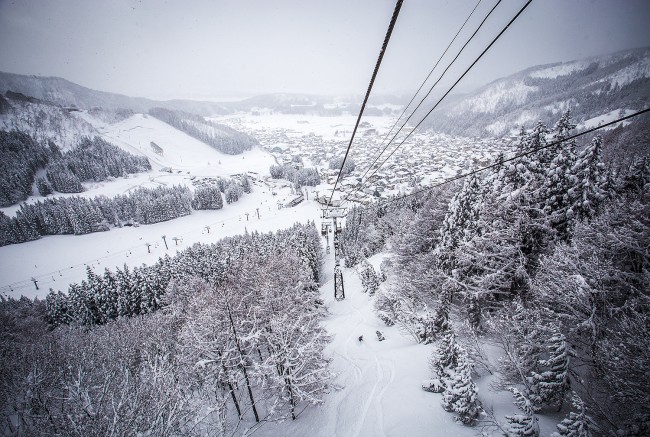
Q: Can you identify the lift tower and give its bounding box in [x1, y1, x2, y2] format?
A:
[323, 207, 347, 300]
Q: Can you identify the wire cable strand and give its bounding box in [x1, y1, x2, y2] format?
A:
[328, 0, 404, 206]
[345, 0, 533, 204]
[356, 0, 497, 190]
[360, 0, 484, 184]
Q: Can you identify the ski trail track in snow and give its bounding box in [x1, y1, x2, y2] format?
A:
[315, 261, 398, 437]
[315, 251, 475, 437]
[245, 233, 476, 437]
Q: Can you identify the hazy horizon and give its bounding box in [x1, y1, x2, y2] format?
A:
[1, 0, 649, 101]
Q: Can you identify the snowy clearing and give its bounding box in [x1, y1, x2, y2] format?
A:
[578, 108, 636, 130]
[252, 252, 476, 437]
[0, 185, 322, 299]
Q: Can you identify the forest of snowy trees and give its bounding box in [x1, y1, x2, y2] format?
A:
[341, 111, 649, 435]
[0, 175, 250, 247]
[0, 130, 151, 206]
[269, 163, 321, 188]
[148, 107, 258, 155]
[1, 223, 331, 435]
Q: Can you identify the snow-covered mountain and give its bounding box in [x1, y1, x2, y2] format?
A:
[422, 47, 650, 136]
[0, 71, 406, 117]
[0, 71, 233, 115]
[0, 90, 97, 149]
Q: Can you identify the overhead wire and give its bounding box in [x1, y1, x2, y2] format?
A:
[328, 0, 404, 206]
[376, 107, 650, 208]
[343, 0, 533, 204]
[360, 0, 484, 184]
[355, 0, 497, 191]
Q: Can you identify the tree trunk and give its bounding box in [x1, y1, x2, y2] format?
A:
[217, 349, 241, 418]
[226, 304, 259, 422]
[285, 367, 296, 420]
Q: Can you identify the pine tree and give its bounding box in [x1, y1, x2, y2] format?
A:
[45, 289, 71, 326]
[431, 329, 461, 384]
[191, 185, 224, 210]
[620, 155, 649, 196]
[530, 331, 571, 411]
[506, 387, 539, 436]
[553, 393, 597, 437]
[440, 346, 480, 424]
[358, 260, 380, 295]
[36, 176, 53, 196]
[439, 174, 483, 253]
[570, 135, 608, 221]
[224, 181, 244, 204]
[240, 174, 252, 193]
[543, 111, 578, 241]
[433, 300, 451, 334]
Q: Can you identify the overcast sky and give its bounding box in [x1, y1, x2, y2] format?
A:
[0, 0, 649, 101]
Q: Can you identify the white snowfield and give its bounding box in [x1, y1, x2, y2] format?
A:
[578, 108, 636, 131]
[255, 253, 475, 437]
[81, 112, 273, 176]
[0, 111, 307, 299]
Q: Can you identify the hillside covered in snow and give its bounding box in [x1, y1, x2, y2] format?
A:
[421, 47, 650, 136]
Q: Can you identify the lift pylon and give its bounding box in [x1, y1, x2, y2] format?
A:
[334, 262, 345, 301]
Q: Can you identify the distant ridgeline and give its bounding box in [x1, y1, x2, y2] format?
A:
[0, 130, 151, 207]
[148, 107, 258, 155]
[0, 175, 250, 247]
[45, 222, 322, 327]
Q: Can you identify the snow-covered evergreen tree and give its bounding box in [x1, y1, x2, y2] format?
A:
[543, 111, 578, 240]
[358, 260, 380, 295]
[530, 331, 571, 411]
[439, 173, 483, 254]
[224, 181, 244, 204]
[36, 176, 53, 196]
[570, 135, 608, 221]
[431, 328, 461, 384]
[191, 184, 223, 210]
[553, 393, 597, 437]
[240, 174, 252, 193]
[440, 345, 480, 424]
[506, 387, 539, 436]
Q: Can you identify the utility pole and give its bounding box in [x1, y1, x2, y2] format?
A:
[31, 277, 39, 290]
[256, 208, 260, 219]
[205, 225, 211, 234]
[161, 235, 168, 250]
[145, 242, 152, 253]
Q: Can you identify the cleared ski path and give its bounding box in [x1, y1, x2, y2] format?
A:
[256, 246, 475, 437]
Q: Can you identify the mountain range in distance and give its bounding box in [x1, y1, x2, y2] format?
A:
[1, 46, 649, 137]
